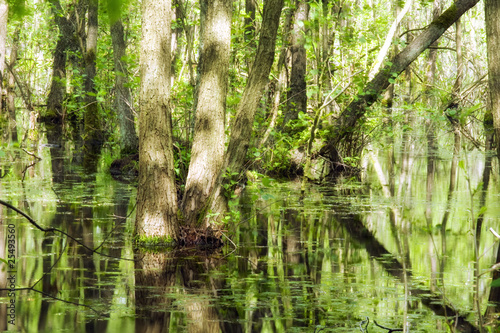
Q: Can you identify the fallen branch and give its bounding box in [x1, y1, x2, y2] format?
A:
[0, 199, 137, 262]
[374, 320, 403, 332]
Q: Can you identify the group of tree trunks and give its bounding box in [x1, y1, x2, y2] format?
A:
[7, 0, 487, 246]
[133, 0, 485, 247]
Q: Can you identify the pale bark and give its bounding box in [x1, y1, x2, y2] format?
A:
[424, 0, 441, 234]
[485, 0, 500, 158]
[209, 0, 284, 223]
[135, 0, 179, 240]
[110, 18, 138, 155]
[181, 0, 232, 227]
[323, 0, 480, 160]
[6, 29, 19, 121]
[369, 0, 413, 79]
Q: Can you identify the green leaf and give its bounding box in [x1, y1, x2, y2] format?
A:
[262, 176, 272, 187]
[477, 206, 487, 217]
[491, 278, 500, 287]
[458, 160, 466, 171]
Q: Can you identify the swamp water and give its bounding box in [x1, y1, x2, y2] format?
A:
[0, 132, 499, 332]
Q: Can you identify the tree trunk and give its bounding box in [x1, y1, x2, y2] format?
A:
[181, 0, 232, 227]
[209, 0, 284, 224]
[485, 0, 500, 159]
[135, 0, 179, 241]
[283, 0, 309, 134]
[322, 0, 480, 161]
[46, 0, 78, 123]
[424, 0, 441, 237]
[5, 28, 19, 142]
[110, 18, 139, 155]
[245, 0, 256, 47]
[0, 0, 7, 114]
[83, 0, 102, 151]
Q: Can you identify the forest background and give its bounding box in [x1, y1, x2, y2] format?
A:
[0, 0, 497, 244]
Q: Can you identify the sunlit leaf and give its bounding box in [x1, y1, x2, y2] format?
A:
[262, 176, 273, 187]
[491, 278, 500, 287]
[477, 206, 487, 217]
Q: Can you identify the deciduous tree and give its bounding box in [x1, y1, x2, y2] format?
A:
[135, 0, 178, 242]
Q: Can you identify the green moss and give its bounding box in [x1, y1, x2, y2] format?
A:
[433, 4, 457, 29]
[134, 234, 177, 252]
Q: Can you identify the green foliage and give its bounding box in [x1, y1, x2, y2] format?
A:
[491, 278, 500, 287]
[7, 0, 30, 20]
[106, 0, 132, 24]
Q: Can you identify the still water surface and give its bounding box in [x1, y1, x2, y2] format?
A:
[0, 135, 499, 332]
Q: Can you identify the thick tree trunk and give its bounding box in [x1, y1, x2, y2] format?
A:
[110, 18, 138, 155]
[323, 0, 479, 160]
[135, 0, 179, 241]
[181, 0, 232, 227]
[209, 0, 284, 223]
[485, 0, 500, 159]
[282, 0, 309, 134]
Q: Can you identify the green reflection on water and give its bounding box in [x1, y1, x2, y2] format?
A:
[0, 138, 498, 332]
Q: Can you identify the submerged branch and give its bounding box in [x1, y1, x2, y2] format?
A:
[0, 199, 137, 262]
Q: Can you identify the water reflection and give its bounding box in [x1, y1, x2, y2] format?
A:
[0, 127, 499, 332]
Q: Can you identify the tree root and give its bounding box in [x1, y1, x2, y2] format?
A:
[178, 225, 224, 249]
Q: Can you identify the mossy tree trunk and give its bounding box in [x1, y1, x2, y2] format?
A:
[322, 0, 480, 163]
[83, 0, 102, 173]
[0, 0, 7, 115]
[209, 0, 284, 224]
[181, 0, 232, 227]
[485, 0, 500, 159]
[135, 0, 179, 242]
[282, 0, 309, 134]
[109, 12, 138, 156]
[46, 0, 80, 123]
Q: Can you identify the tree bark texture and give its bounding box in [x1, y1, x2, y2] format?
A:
[181, 0, 232, 227]
[46, 0, 79, 122]
[209, 0, 284, 224]
[245, 0, 256, 47]
[110, 18, 139, 155]
[0, 0, 7, 114]
[83, 0, 102, 170]
[135, 0, 179, 240]
[323, 0, 480, 160]
[283, 0, 309, 134]
[6, 29, 19, 121]
[485, 0, 500, 158]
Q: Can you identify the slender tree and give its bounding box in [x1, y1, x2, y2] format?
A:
[46, 0, 81, 123]
[485, 0, 500, 159]
[181, 0, 232, 227]
[283, 0, 309, 134]
[0, 0, 7, 114]
[108, 3, 138, 155]
[209, 0, 284, 223]
[322, 0, 480, 163]
[135, 0, 179, 241]
[83, 0, 102, 169]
